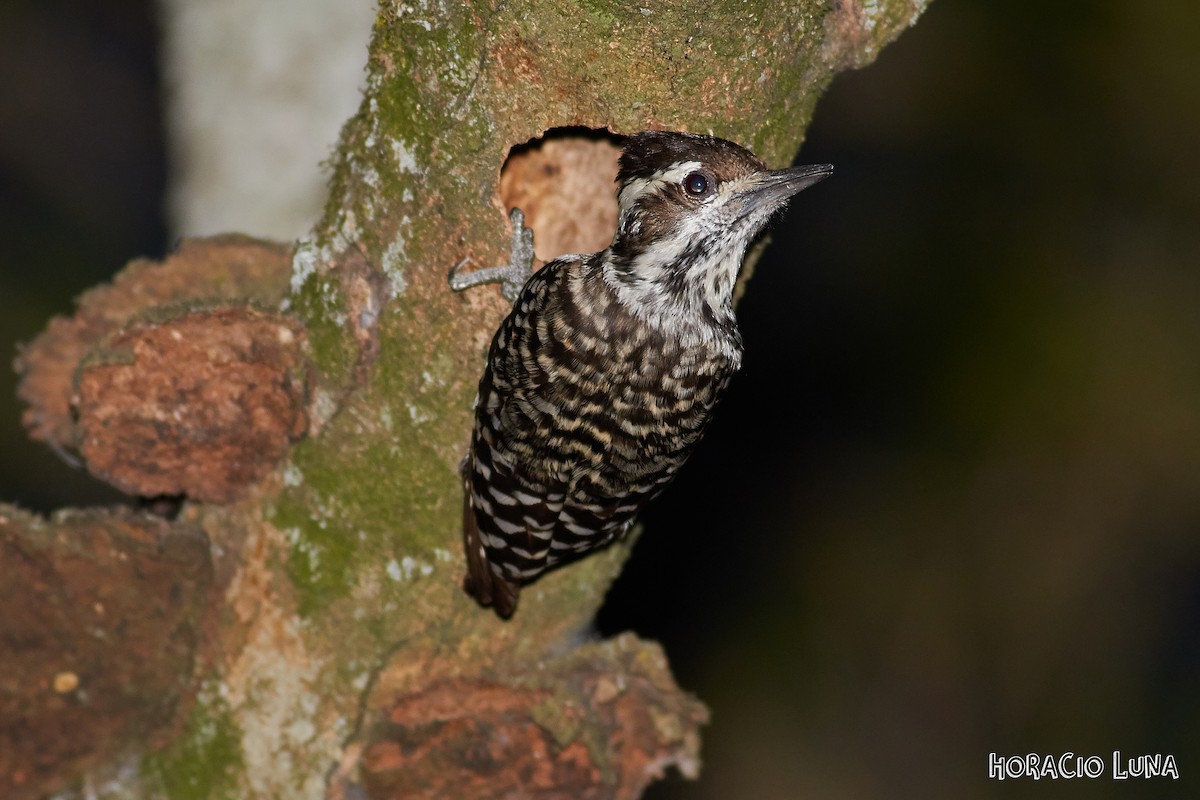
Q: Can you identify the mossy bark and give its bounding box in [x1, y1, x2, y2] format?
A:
[6, 1, 929, 797]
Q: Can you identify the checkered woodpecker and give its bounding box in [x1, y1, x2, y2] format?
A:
[449, 130, 832, 617]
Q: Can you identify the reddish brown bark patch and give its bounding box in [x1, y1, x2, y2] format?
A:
[361, 635, 708, 800]
[0, 505, 213, 800]
[75, 307, 309, 503]
[15, 235, 293, 453]
[338, 244, 390, 385]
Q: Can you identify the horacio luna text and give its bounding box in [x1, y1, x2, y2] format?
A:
[988, 752, 1178, 780]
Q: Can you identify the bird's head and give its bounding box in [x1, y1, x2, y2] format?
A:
[603, 130, 831, 337]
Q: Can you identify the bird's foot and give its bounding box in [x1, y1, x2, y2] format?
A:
[448, 208, 536, 302]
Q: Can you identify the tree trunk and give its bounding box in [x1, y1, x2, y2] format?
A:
[5, 2, 929, 797]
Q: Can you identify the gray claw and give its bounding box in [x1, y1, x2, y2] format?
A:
[448, 208, 536, 302]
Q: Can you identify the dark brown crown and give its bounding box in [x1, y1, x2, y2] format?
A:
[616, 130, 767, 186]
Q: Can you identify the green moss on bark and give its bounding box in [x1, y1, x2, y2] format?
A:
[143, 694, 242, 800]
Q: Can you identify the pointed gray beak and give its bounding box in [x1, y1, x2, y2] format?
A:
[739, 163, 834, 216]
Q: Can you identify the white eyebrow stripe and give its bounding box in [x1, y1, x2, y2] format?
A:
[618, 161, 704, 208]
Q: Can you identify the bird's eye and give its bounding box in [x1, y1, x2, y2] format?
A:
[684, 172, 710, 196]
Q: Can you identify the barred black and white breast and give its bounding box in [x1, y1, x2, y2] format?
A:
[461, 250, 740, 616]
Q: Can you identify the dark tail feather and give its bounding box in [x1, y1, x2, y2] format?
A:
[461, 468, 520, 619]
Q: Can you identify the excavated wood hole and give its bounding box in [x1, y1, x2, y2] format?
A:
[496, 127, 622, 263]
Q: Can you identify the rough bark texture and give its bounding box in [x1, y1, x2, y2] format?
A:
[0, 507, 213, 800]
[75, 306, 309, 503]
[15, 235, 293, 452]
[5, 1, 928, 797]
